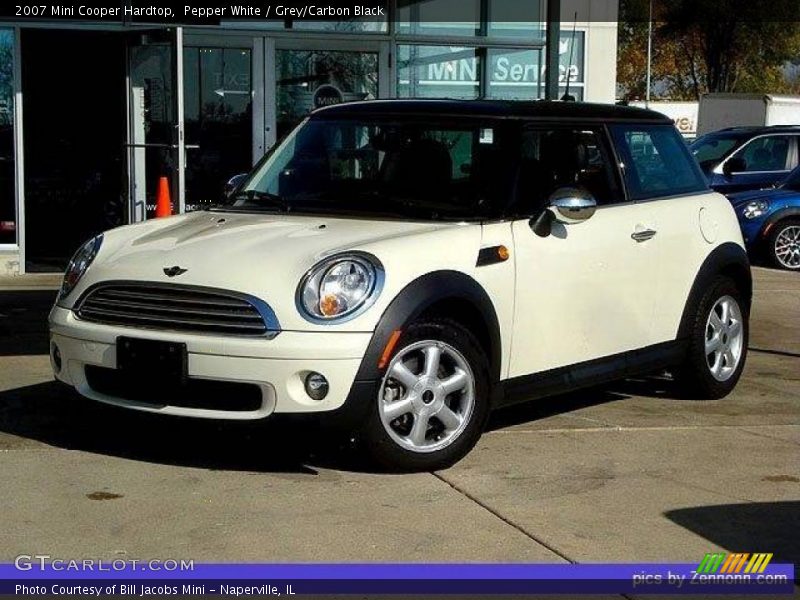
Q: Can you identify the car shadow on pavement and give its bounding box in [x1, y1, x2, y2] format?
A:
[0, 380, 373, 475]
[0, 375, 700, 474]
[0, 291, 712, 473]
[487, 373, 694, 432]
[665, 502, 800, 569]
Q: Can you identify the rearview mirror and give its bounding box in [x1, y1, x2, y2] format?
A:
[548, 187, 597, 224]
[723, 157, 746, 177]
[224, 173, 248, 198]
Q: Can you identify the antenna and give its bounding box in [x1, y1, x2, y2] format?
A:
[562, 12, 578, 101]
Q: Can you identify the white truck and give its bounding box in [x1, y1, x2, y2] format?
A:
[697, 94, 800, 136]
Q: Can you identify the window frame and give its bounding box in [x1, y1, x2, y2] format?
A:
[506, 121, 627, 219]
[717, 133, 798, 175]
[610, 123, 709, 203]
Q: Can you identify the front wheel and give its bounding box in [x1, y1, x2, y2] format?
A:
[673, 276, 748, 399]
[361, 319, 491, 471]
[767, 219, 800, 271]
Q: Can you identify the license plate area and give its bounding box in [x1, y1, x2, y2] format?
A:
[116, 337, 187, 382]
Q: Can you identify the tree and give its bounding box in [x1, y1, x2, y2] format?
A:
[617, 0, 800, 101]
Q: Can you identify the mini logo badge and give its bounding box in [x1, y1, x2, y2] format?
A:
[163, 266, 188, 277]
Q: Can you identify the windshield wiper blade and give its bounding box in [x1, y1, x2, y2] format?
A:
[232, 190, 289, 211]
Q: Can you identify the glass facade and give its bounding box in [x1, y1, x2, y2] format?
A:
[184, 47, 253, 210]
[276, 49, 379, 139]
[398, 46, 481, 99]
[0, 2, 611, 272]
[398, 32, 584, 102]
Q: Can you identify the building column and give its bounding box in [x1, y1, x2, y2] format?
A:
[544, 0, 561, 100]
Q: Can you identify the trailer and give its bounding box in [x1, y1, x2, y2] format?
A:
[697, 94, 800, 136]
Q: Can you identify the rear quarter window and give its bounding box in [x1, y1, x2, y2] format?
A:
[611, 124, 708, 201]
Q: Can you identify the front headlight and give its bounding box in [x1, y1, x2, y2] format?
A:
[742, 199, 769, 220]
[298, 253, 383, 322]
[59, 234, 103, 301]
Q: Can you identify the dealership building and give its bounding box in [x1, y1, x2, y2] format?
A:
[0, 0, 618, 274]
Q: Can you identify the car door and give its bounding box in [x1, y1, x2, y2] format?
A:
[714, 134, 795, 193]
[608, 123, 714, 346]
[508, 125, 659, 379]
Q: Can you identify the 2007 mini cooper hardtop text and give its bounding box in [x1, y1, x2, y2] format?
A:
[50, 100, 752, 470]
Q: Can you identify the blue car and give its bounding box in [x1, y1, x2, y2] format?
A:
[690, 126, 800, 194]
[727, 166, 800, 270]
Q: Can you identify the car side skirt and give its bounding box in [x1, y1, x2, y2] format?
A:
[498, 340, 688, 408]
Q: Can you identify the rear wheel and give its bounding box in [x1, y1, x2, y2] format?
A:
[361, 319, 490, 471]
[673, 277, 748, 399]
[767, 219, 800, 270]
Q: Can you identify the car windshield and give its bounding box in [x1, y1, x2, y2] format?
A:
[689, 133, 744, 170]
[225, 116, 518, 221]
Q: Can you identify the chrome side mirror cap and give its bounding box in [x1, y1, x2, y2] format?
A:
[548, 187, 597, 224]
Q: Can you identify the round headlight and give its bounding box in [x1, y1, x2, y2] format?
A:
[59, 234, 103, 301]
[298, 254, 383, 322]
[742, 199, 769, 220]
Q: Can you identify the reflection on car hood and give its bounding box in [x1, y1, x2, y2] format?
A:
[70, 210, 463, 330]
[96, 211, 451, 277]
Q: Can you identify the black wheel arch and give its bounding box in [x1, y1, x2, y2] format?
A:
[758, 207, 800, 242]
[354, 270, 502, 384]
[327, 271, 502, 429]
[677, 242, 752, 341]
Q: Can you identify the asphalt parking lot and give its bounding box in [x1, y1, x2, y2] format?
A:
[0, 269, 797, 587]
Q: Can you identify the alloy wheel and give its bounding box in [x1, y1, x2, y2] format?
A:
[378, 340, 475, 454]
[774, 225, 800, 269]
[705, 295, 744, 382]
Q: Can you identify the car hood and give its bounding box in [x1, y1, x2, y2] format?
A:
[727, 188, 796, 208]
[69, 210, 480, 332]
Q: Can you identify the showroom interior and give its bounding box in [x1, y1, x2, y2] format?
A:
[0, 0, 618, 274]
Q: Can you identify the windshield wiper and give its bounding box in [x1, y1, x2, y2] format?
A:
[231, 190, 289, 212]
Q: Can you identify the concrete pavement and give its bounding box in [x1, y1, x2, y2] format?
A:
[0, 268, 797, 574]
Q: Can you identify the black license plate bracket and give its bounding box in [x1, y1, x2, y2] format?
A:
[116, 337, 188, 382]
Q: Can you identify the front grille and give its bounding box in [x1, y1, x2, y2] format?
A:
[76, 282, 274, 336]
[85, 365, 263, 412]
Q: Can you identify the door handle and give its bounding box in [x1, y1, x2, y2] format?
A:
[631, 228, 657, 242]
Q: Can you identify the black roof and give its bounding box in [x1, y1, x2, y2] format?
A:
[313, 99, 672, 123]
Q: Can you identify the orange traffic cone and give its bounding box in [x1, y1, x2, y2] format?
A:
[155, 176, 172, 218]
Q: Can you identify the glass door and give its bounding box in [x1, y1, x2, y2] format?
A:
[272, 40, 387, 142]
[126, 28, 184, 222]
[183, 45, 253, 211]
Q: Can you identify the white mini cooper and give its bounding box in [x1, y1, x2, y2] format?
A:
[50, 100, 751, 470]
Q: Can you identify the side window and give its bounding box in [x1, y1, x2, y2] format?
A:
[516, 127, 620, 213]
[611, 124, 708, 200]
[735, 136, 791, 172]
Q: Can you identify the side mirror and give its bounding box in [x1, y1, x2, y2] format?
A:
[529, 187, 597, 237]
[224, 173, 248, 198]
[549, 187, 597, 224]
[723, 157, 746, 177]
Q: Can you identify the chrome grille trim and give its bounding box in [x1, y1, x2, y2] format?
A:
[74, 282, 280, 338]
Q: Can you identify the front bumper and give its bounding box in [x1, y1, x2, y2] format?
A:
[49, 305, 372, 420]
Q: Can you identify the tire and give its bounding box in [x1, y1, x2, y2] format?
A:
[673, 276, 748, 399]
[766, 218, 800, 271]
[361, 319, 491, 472]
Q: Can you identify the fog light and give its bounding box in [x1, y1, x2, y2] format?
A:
[304, 372, 329, 401]
[51, 343, 62, 373]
